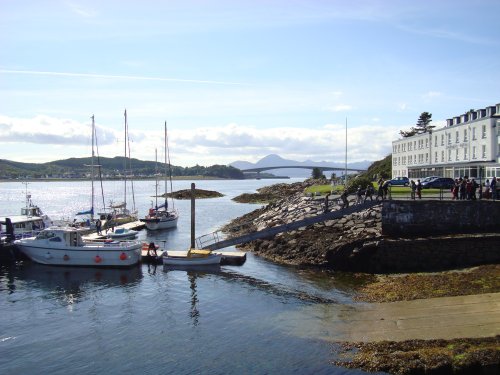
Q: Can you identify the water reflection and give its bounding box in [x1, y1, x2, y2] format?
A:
[1, 263, 143, 306]
[163, 265, 221, 326]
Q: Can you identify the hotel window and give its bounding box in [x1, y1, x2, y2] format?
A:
[455, 149, 459, 161]
[398, 145, 400, 153]
[455, 131, 459, 143]
[464, 129, 468, 142]
[434, 136, 437, 147]
[408, 157, 412, 165]
[425, 153, 429, 163]
[464, 148, 468, 160]
[447, 133, 451, 145]
[434, 151, 438, 163]
[441, 134, 444, 145]
[419, 154, 423, 163]
[448, 149, 452, 161]
[482, 145, 486, 158]
[403, 156, 406, 165]
[482, 125, 487, 138]
[408, 142, 412, 151]
[402, 144, 405, 152]
[414, 155, 417, 164]
[441, 150, 445, 162]
[425, 139, 429, 148]
[472, 127, 476, 140]
[472, 146, 476, 159]
[414, 141, 417, 149]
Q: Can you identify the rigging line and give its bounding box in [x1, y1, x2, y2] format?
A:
[165, 121, 175, 210]
[123, 110, 127, 209]
[127, 114, 136, 213]
[93, 118, 107, 215]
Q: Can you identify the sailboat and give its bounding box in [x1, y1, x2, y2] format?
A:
[141, 121, 179, 230]
[74, 115, 106, 230]
[106, 110, 138, 233]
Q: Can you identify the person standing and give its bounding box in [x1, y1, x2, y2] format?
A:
[340, 190, 349, 208]
[491, 177, 498, 200]
[355, 186, 363, 205]
[416, 179, 422, 199]
[410, 180, 416, 200]
[95, 218, 102, 235]
[364, 184, 374, 202]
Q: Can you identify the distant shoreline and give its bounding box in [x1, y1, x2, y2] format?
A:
[0, 175, 291, 183]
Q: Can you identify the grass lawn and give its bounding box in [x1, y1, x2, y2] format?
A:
[305, 184, 449, 197]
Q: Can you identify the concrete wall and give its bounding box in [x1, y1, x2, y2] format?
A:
[382, 200, 500, 237]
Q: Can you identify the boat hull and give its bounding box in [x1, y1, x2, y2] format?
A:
[162, 253, 221, 266]
[107, 229, 138, 240]
[142, 216, 178, 230]
[16, 242, 142, 267]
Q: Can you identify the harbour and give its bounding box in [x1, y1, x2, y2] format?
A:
[0, 178, 370, 374]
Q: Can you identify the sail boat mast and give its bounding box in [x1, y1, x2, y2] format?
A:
[165, 121, 175, 210]
[164, 122, 168, 209]
[91, 115, 95, 221]
[155, 148, 158, 210]
[124, 110, 127, 210]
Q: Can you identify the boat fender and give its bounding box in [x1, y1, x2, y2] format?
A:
[44, 252, 52, 259]
[119, 252, 127, 261]
[94, 255, 102, 263]
[63, 254, 70, 261]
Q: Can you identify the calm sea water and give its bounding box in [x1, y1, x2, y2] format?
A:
[0, 179, 380, 374]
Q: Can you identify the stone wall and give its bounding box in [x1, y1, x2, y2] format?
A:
[382, 200, 500, 236]
[327, 234, 500, 273]
[226, 193, 500, 273]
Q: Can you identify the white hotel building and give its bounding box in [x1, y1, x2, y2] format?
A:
[392, 103, 500, 182]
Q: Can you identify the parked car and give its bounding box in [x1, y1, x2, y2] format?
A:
[421, 177, 455, 189]
[388, 177, 409, 186]
[421, 176, 440, 183]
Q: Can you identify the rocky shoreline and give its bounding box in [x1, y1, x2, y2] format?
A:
[224, 180, 500, 374]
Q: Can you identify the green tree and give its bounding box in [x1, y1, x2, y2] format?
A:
[400, 112, 434, 137]
[311, 167, 324, 179]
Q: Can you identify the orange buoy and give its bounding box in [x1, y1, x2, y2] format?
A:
[63, 254, 69, 261]
[119, 252, 127, 261]
[94, 255, 102, 263]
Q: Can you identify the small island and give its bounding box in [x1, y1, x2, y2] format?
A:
[163, 188, 224, 199]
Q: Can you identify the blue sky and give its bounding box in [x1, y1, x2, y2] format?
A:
[1, 0, 499, 166]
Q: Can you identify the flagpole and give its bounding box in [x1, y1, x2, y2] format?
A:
[345, 117, 348, 189]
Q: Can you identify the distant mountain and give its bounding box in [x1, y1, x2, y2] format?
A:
[230, 154, 372, 177]
[0, 157, 244, 179]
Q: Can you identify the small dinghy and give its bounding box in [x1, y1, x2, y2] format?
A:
[107, 227, 138, 240]
[162, 248, 221, 266]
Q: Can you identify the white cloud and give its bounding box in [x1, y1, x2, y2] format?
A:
[422, 91, 442, 99]
[64, 1, 98, 18]
[0, 114, 400, 166]
[328, 104, 352, 112]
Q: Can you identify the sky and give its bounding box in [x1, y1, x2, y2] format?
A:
[1, 0, 499, 167]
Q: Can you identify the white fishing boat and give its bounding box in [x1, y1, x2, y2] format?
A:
[162, 248, 221, 266]
[141, 121, 179, 230]
[15, 227, 141, 267]
[1, 184, 52, 241]
[106, 227, 138, 240]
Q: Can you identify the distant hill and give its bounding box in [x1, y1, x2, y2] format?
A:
[230, 154, 372, 177]
[0, 157, 244, 180]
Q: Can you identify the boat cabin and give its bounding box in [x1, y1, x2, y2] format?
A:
[35, 228, 84, 247]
